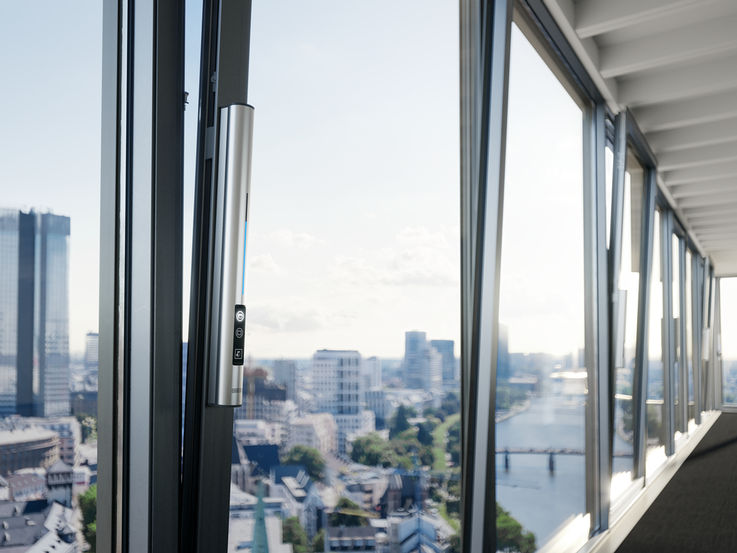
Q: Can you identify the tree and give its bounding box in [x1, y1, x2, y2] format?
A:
[79, 485, 97, 552]
[282, 516, 309, 553]
[283, 445, 326, 482]
[389, 405, 416, 438]
[496, 503, 536, 553]
[422, 406, 446, 422]
[447, 419, 461, 465]
[75, 414, 98, 443]
[312, 528, 325, 552]
[441, 392, 460, 417]
[416, 421, 435, 446]
[329, 497, 368, 527]
[350, 433, 395, 467]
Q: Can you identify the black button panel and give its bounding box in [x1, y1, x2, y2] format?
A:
[233, 305, 246, 365]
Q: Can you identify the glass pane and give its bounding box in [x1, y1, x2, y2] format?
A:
[672, 235, 682, 436]
[0, 3, 101, 548]
[686, 250, 694, 425]
[182, 0, 204, 445]
[610, 150, 642, 502]
[605, 146, 613, 248]
[495, 24, 585, 549]
[645, 210, 665, 474]
[227, 2, 461, 552]
[721, 278, 737, 405]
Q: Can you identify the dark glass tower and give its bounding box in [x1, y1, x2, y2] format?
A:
[0, 209, 70, 417]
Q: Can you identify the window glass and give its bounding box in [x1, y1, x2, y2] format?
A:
[0, 2, 101, 548]
[645, 210, 665, 473]
[610, 150, 642, 503]
[686, 250, 694, 424]
[605, 146, 613, 248]
[721, 278, 737, 405]
[672, 235, 682, 436]
[495, 23, 585, 548]
[226, 3, 462, 552]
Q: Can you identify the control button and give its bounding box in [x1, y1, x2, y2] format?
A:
[235, 328, 244, 339]
[234, 348, 243, 360]
[236, 310, 245, 322]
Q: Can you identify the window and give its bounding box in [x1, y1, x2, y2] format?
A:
[646, 209, 665, 473]
[610, 150, 644, 502]
[495, 22, 586, 549]
[225, 2, 462, 552]
[686, 250, 695, 424]
[0, 2, 101, 548]
[672, 234, 683, 437]
[720, 278, 737, 405]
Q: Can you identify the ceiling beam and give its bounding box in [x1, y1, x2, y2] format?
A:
[648, 117, 737, 153]
[633, 90, 737, 132]
[670, 178, 737, 198]
[658, 141, 737, 171]
[599, 15, 737, 78]
[694, 232, 737, 242]
[678, 191, 737, 209]
[682, 201, 737, 217]
[700, 240, 737, 251]
[575, 0, 709, 39]
[690, 214, 737, 227]
[619, 56, 737, 106]
[663, 159, 737, 185]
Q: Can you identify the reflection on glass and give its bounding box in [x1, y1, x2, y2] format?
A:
[721, 278, 737, 404]
[645, 210, 665, 474]
[495, 24, 585, 549]
[610, 151, 643, 502]
[226, 2, 461, 553]
[0, 2, 101, 548]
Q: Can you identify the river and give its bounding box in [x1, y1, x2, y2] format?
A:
[495, 394, 633, 547]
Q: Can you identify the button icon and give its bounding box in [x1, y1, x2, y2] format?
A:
[234, 348, 243, 360]
[235, 310, 245, 322]
[235, 328, 244, 339]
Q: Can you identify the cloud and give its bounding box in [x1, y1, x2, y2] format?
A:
[329, 226, 459, 288]
[270, 228, 324, 250]
[247, 304, 324, 334]
[248, 253, 282, 275]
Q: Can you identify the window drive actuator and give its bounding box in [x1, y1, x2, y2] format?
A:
[208, 104, 254, 407]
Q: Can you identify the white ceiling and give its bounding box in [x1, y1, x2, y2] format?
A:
[543, 0, 737, 275]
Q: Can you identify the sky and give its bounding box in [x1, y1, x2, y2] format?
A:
[0, 1, 102, 355]
[1, 1, 726, 361]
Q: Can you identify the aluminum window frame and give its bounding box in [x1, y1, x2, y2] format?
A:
[99, 0, 186, 551]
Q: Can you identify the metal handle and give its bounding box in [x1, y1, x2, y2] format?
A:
[208, 104, 254, 406]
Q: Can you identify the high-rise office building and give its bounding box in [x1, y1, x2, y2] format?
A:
[0, 209, 71, 417]
[362, 356, 382, 391]
[403, 331, 442, 396]
[84, 332, 99, 372]
[429, 339, 455, 387]
[312, 349, 374, 454]
[272, 359, 297, 401]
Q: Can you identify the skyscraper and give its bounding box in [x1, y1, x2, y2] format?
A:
[312, 349, 374, 454]
[429, 339, 455, 387]
[272, 359, 297, 401]
[0, 209, 71, 417]
[403, 331, 442, 396]
[84, 332, 99, 372]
